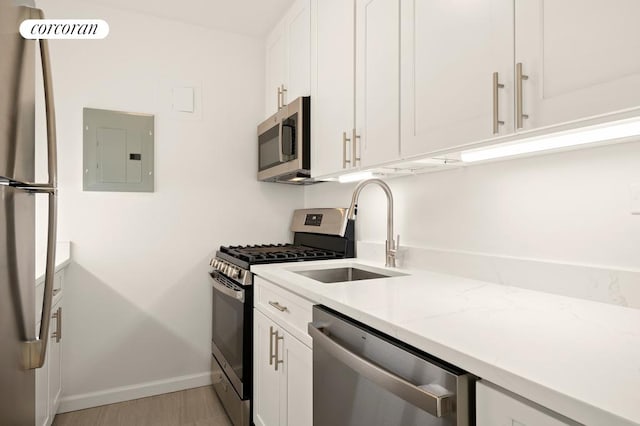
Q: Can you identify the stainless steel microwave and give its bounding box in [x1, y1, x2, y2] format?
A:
[257, 96, 311, 184]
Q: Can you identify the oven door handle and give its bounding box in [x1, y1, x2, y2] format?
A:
[210, 273, 245, 303]
[308, 323, 454, 418]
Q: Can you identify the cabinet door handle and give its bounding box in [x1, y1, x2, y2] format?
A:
[51, 307, 62, 343]
[492, 72, 505, 134]
[269, 326, 284, 371]
[343, 131, 352, 168]
[269, 326, 276, 366]
[352, 129, 361, 165]
[516, 63, 529, 129]
[280, 84, 287, 107]
[275, 330, 284, 371]
[268, 301, 288, 312]
[277, 87, 282, 110]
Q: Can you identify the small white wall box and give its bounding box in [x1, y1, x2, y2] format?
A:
[172, 87, 194, 113]
[83, 108, 154, 192]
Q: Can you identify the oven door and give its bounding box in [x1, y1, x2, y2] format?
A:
[210, 271, 251, 399]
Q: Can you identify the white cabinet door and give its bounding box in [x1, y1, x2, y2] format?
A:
[515, 0, 640, 131]
[355, 0, 401, 167]
[48, 300, 62, 418]
[265, 23, 287, 118]
[35, 321, 49, 426]
[281, 330, 312, 426]
[265, 0, 311, 118]
[477, 381, 576, 426]
[285, 0, 311, 104]
[311, 0, 355, 177]
[253, 311, 282, 426]
[401, 0, 514, 158]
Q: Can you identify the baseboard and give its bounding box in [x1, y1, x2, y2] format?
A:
[57, 372, 212, 414]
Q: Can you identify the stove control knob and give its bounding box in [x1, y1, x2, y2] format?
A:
[230, 268, 239, 279]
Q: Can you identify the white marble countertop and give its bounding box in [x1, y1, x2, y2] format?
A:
[35, 241, 71, 284]
[252, 258, 640, 426]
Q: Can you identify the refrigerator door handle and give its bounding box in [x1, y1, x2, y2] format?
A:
[22, 7, 58, 370]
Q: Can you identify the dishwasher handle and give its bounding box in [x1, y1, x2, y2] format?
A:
[308, 323, 454, 418]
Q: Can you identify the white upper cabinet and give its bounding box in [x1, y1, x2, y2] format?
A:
[265, 24, 287, 117]
[311, 0, 355, 177]
[265, 0, 311, 118]
[401, 0, 514, 158]
[355, 0, 401, 167]
[515, 0, 640, 131]
[286, 0, 311, 104]
[302, 0, 640, 174]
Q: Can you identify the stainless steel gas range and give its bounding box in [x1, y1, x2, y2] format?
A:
[208, 208, 355, 426]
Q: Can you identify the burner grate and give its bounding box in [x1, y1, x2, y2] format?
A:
[220, 244, 342, 264]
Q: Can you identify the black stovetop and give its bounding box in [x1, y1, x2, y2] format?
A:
[219, 244, 343, 265]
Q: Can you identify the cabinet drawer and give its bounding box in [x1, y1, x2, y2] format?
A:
[36, 269, 64, 322]
[255, 276, 313, 347]
[476, 381, 579, 426]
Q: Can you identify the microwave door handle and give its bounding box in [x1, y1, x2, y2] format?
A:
[277, 121, 284, 163]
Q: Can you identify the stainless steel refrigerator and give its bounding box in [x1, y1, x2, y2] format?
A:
[1, 2, 58, 424]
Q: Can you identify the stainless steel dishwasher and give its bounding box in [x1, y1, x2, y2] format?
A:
[309, 306, 475, 426]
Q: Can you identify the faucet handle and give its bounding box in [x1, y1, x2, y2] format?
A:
[394, 235, 400, 251]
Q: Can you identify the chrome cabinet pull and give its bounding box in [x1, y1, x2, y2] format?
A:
[280, 84, 287, 108]
[516, 63, 529, 129]
[269, 326, 284, 371]
[277, 84, 287, 110]
[274, 330, 284, 371]
[269, 326, 276, 366]
[51, 307, 62, 343]
[492, 72, 505, 134]
[277, 86, 282, 110]
[343, 131, 352, 168]
[309, 323, 453, 418]
[352, 129, 361, 165]
[268, 301, 288, 312]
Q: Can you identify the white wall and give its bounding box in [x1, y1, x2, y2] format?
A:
[305, 141, 640, 306]
[36, 0, 303, 410]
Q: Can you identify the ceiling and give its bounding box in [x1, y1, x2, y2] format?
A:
[88, 0, 296, 37]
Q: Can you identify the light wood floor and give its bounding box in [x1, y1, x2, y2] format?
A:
[52, 386, 232, 426]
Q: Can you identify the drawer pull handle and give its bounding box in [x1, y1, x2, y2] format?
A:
[269, 301, 288, 312]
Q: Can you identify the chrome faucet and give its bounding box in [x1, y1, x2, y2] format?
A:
[346, 179, 399, 268]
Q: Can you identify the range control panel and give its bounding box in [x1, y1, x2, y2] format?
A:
[304, 214, 323, 226]
[290, 208, 348, 237]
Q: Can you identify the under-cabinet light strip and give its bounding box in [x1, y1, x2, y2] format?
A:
[338, 171, 374, 183]
[460, 119, 640, 162]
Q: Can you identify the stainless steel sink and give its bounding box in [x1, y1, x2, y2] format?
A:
[294, 266, 402, 283]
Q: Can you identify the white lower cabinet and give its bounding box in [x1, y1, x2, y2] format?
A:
[477, 381, 578, 426]
[253, 277, 313, 426]
[35, 270, 64, 426]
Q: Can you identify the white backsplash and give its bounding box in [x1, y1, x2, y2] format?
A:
[357, 241, 640, 309]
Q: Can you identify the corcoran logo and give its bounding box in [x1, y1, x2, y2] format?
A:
[19, 19, 109, 39]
